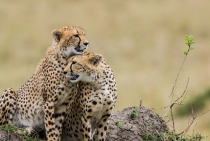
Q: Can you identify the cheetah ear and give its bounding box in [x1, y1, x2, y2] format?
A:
[88, 54, 102, 66]
[52, 30, 62, 42]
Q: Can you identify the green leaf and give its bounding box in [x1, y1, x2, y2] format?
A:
[190, 46, 196, 50]
[183, 48, 188, 55]
[185, 35, 195, 47]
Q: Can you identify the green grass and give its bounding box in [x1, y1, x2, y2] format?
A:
[0, 124, 41, 141]
[115, 120, 127, 127]
[0, 0, 210, 136]
[143, 131, 207, 141]
[130, 108, 139, 118]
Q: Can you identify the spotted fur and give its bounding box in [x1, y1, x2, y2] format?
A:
[0, 88, 16, 125]
[62, 52, 117, 141]
[0, 26, 89, 141]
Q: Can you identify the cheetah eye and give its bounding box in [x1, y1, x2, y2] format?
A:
[73, 34, 79, 37]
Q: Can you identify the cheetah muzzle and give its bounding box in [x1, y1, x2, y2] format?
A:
[75, 46, 85, 53]
[70, 73, 80, 81]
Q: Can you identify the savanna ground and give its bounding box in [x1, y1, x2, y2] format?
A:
[0, 0, 210, 138]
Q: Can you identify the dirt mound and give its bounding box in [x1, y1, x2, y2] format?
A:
[0, 130, 22, 141]
[107, 106, 168, 141]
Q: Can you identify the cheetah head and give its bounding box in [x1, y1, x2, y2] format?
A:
[64, 52, 102, 83]
[52, 26, 89, 58]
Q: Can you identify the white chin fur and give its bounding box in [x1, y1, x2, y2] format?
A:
[64, 46, 82, 58]
[65, 47, 74, 57]
[65, 45, 88, 57]
[73, 45, 88, 55]
[70, 79, 79, 83]
[80, 75, 94, 83]
[65, 75, 71, 78]
[72, 49, 84, 55]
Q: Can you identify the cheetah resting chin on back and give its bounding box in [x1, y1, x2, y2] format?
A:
[0, 26, 89, 141]
[62, 52, 117, 141]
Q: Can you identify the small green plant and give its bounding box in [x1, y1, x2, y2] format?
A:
[130, 108, 139, 116]
[143, 131, 206, 141]
[93, 134, 98, 141]
[170, 34, 196, 101]
[0, 124, 18, 131]
[143, 132, 159, 141]
[106, 131, 111, 136]
[5, 124, 14, 131]
[166, 35, 210, 141]
[192, 133, 205, 140]
[115, 120, 127, 126]
[183, 35, 195, 55]
[0, 124, 41, 141]
[169, 35, 196, 132]
[24, 136, 41, 141]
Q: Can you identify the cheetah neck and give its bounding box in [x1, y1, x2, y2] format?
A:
[79, 76, 105, 92]
[45, 41, 60, 57]
[83, 66, 107, 91]
[94, 61, 110, 89]
[46, 42, 70, 64]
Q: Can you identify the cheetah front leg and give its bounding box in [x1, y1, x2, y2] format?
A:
[44, 100, 67, 141]
[54, 103, 67, 140]
[0, 88, 16, 125]
[96, 113, 111, 141]
[44, 101, 58, 141]
[81, 116, 93, 141]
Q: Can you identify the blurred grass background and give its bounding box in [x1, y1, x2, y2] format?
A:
[0, 0, 210, 136]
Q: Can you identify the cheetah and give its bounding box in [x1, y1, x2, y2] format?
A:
[0, 26, 89, 141]
[62, 52, 117, 141]
[0, 88, 16, 125]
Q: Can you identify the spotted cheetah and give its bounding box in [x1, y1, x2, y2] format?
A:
[0, 88, 16, 125]
[0, 26, 89, 141]
[62, 52, 117, 141]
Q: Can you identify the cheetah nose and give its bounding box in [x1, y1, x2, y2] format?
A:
[83, 42, 89, 46]
[63, 71, 67, 75]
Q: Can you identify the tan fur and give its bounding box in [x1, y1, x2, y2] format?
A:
[0, 88, 16, 125]
[62, 52, 117, 141]
[0, 26, 89, 141]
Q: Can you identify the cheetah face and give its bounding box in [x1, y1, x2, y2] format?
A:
[52, 26, 89, 58]
[64, 52, 102, 83]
